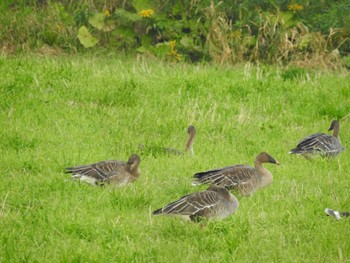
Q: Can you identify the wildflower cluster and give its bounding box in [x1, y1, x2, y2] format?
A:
[288, 4, 304, 12]
[139, 9, 154, 18]
[168, 40, 182, 62]
[104, 9, 111, 17]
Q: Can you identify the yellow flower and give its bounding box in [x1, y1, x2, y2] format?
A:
[169, 40, 176, 50]
[104, 9, 111, 17]
[175, 53, 182, 61]
[167, 40, 182, 62]
[139, 9, 154, 18]
[288, 4, 304, 12]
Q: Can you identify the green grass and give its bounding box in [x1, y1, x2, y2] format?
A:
[1, 54, 350, 262]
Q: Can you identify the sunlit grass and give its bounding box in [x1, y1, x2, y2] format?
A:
[0, 55, 350, 262]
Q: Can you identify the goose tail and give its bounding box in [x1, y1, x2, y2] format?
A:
[152, 208, 164, 215]
[325, 208, 350, 220]
[191, 179, 202, 186]
[325, 208, 341, 220]
[289, 148, 303, 155]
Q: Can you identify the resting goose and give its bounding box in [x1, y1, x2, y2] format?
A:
[140, 125, 196, 156]
[192, 152, 279, 195]
[325, 208, 350, 220]
[289, 120, 344, 158]
[152, 185, 239, 221]
[65, 154, 141, 186]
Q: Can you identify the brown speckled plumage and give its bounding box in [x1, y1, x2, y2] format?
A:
[153, 185, 239, 221]
[65, 154, 141, 186]
[289, 120, 344, 158]
[192, 152, 279, 195]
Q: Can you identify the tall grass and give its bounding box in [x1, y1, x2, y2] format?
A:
[0, 54, 350, 262]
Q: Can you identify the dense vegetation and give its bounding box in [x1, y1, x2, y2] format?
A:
[0, 55, 349, 262]
[1, 0, 350, 67]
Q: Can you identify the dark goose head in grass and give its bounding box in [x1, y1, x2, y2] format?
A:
[324, 208, 350, 220]
[289, 120, 344, 159]
[65, 154, 141, 186]
[192, 152, 279, 196]
[139, 125, 196, 156]
[153, 185, 239, 222]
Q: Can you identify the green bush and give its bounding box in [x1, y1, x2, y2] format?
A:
[1, 0, 349, 67]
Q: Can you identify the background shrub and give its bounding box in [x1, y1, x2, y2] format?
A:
[0, 0, 349, 67]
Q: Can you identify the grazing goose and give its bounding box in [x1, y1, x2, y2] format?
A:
[324, 208, 350, 220]
[152, 185, 239, 221]
[289, 120, 344, 158]
[65, 154, 141, 186]
[140, 125, 196, 156]
[192, 152, 279, 195]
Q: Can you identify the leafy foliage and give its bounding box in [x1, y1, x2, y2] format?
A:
[77, 26, 98, 48]
[1, 0, 349, 67]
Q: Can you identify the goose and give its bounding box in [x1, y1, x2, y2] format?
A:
[324, 208, 350, 220]
[289, 120, 344, 158]
[192, 152, 279, 196]
[65, 154, 141, 186]
[152, 185, 239, 221]
[140, 125, 196, 156]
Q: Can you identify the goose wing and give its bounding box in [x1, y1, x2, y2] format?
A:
[293, 133, 343, 155]
[65, 160, 126, 181]
[153, 189, 223, 217]
[193, 165, 257, 189]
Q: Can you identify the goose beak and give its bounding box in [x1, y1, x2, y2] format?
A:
[269, 156, 279, 165]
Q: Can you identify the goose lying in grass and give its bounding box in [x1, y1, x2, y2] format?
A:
[139, 125, 196, 156]
[289, 120, 344, 158]
[152, 185, 239, 221]
[324, 208, 350, 220]
[192, 152, 279, 196]
[65, 154, 141, 186]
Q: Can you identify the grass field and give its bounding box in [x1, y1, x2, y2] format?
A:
[1, 54, 350, 262]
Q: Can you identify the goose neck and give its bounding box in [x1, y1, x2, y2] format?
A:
[332, 124, 340, 138]
[185, 133, 195, 151]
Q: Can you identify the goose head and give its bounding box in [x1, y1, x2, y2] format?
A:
[127, 154, 141, 172]
[255, 152, 279, 165]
